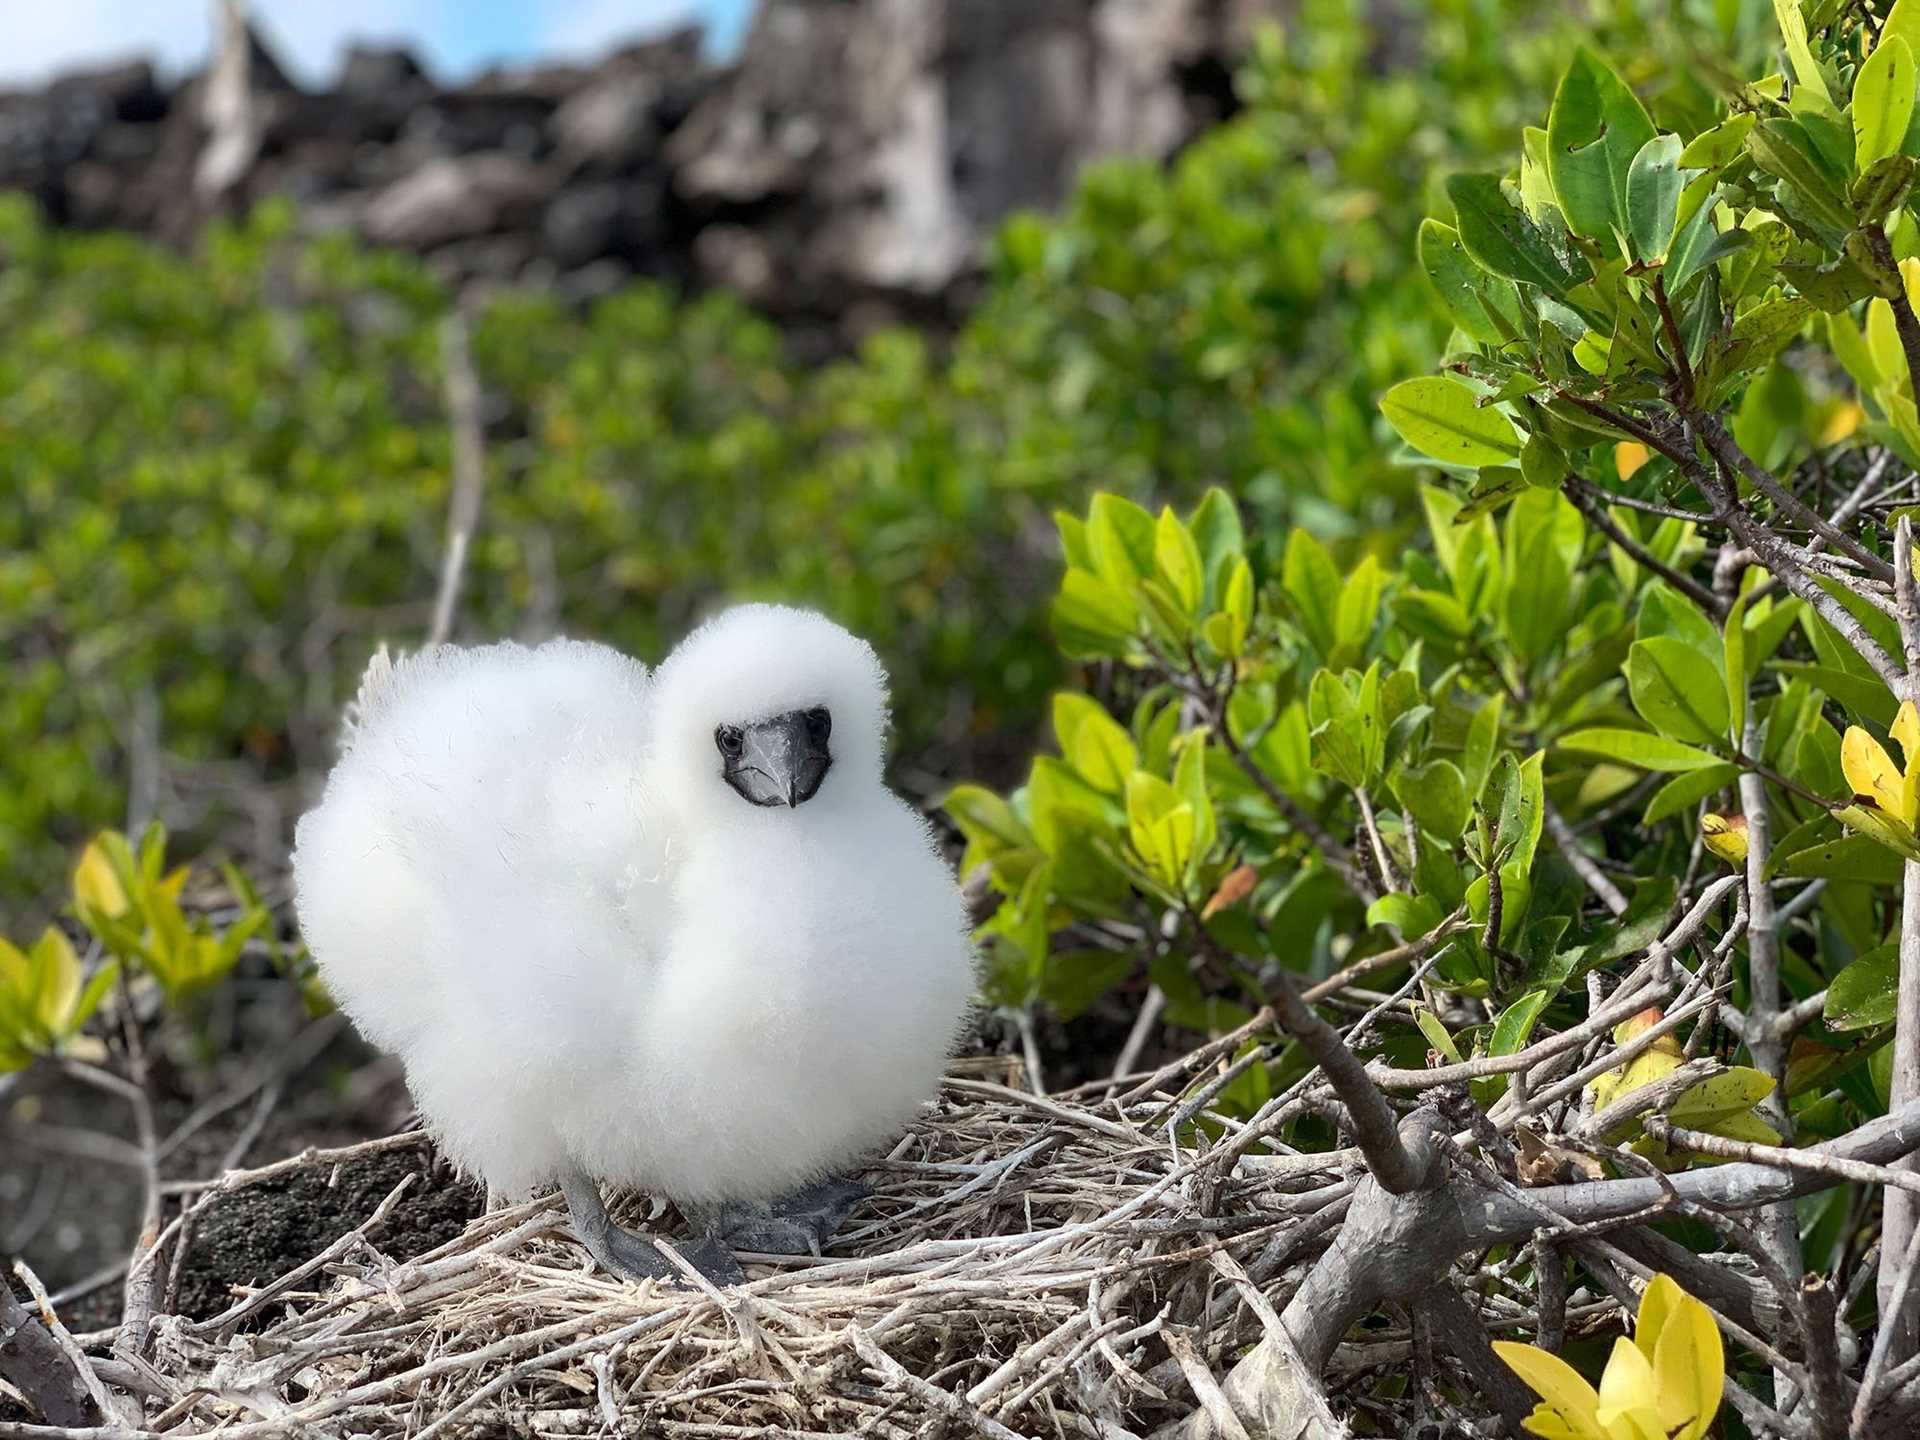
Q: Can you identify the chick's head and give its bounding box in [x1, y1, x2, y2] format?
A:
[647, 604, 890, 824]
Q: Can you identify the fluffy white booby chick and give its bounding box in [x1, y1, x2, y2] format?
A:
[291, 606, 976, 1283]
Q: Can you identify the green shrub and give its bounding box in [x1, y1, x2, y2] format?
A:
[3, 1, 1651, 916]
[949, 2, 1910, 1249]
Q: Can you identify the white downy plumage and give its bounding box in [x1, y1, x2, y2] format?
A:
[292, 605, 976, 1221]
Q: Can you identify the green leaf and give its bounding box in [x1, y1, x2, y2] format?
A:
[1154, 506, 1205, 614]
[1667, 212, 1746, 297]
[1557, 728, 1725, 771]
[1418, 218, 1521, 345]
[1380, 377, 1521, 467]
[1628, 636, 1733, 746]
[1413, 1005, 1465, 1064]
[1781, 833, 1906, 883]
[1393, 759, 1471, 841]
[1744, 119, 1853, 234]
[1448, 173, 1591, 293]
[1641, 763, 1741, 824]
[1776, 661, 1899, 729]
[1054, 694, 1138, 795]
[1890, 0, 1920, 55]
[1626, 134, 1686, 263]
[1464, 694, 1505, 802]
[1174, 734, 1217, 875]
[1502, 490, 1581, 665]
[1087, 493, 1157, 587]
[1724, 594, 1748, 745]
[1283, 529, 1342, 658]
[1491, 989, 1551, 1058]
[1187, 487, 1245, 605]
[1679, 113, 1756, 169]
[1125, 771, 1196, 890]
[1055, 510, 1092, 571]
[1334, 555, 1385, 660]
[1825, 944, 1898, 1030]
[1853, 154, 1919, 222]
[1222, 557, 1254, 649]
[1519, 430, 1568, 490]
[1546, 49, 1658, 246]
[1370, 891, 1445, 938]
[1724, 297, 1816, 378]
[1773, 0, 1835, 107]
[1671, 1065, 1777, 1129]
[1041, 949, 1134, 1022]
[1309, 665, 1385, 790]
[1052, 568, 1138, 658]
[1493, 750, 1547, 874]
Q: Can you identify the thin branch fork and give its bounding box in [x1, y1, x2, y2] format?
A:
[1693, 411, 1893, 585]
[1687, 445, 1906, 688]
[1577, 398, 1906, 688]
[1199, 910, 1432, 1195]
[1563, 476, 1727, 619]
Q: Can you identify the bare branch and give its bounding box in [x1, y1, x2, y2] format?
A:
[427, 303, 487, 649]
[1885, 514, 1920, 1365]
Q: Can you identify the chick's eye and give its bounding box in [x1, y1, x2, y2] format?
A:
[805, 708, 831, 742]
[715, 725, 744, 758]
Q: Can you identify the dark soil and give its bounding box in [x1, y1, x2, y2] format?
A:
[1, 971, 423, 1330]
[170, 1143, 482, 1322]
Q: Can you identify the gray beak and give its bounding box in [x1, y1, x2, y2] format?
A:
[723, 710, 832, 808]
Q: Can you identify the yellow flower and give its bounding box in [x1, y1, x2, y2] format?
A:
[1837, 701, 1920, 860]
[1495, 1274, 1723, 1440]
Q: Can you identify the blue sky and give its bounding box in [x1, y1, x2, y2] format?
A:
[2, 0, 757, 88]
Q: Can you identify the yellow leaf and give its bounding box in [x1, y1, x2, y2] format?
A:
[1698, 1109, 1782, 1145]
[1493, 1341, 1610, 1440]
[0, 937, 28, 994]
[1870, 298, 1905, 384]
[1595, 1336, 1664, 1439]
[1843, 724, 1910, 820]
[1894, 701, 1920, 770]
[28, 929, 80, 1035]
[1611, 1006, 1674, 1048]
[1670, 1066, 1775, 1129]
[1615, 442, 1651, 480]
[1634, 1273, 1682, 1364]
[72, 839, 129, 919]
[1835, 802, 1920, 860]
[1700, 813, 1748, 866]
[1818, 400, 1863, 444]
[1652, 1287, 1724, 1440]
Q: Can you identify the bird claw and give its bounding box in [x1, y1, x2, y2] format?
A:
[671, 1235, 747, 1288]
[580, 1221, 680, 1284]
[699, 1173, 871, 1257]
[561, 1166, 743, 1287]
[562, 1168, 867, 1288]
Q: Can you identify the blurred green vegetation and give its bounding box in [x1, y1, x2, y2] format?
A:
[3, 0, 1677, 914]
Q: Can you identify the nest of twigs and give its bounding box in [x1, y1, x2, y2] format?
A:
[45, 1051, 1380, 1440]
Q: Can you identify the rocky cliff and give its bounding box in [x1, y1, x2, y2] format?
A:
[0, 0, 1279, 350]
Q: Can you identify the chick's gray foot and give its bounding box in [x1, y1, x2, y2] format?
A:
[558, 1168, 739, 1289]
[695, 1174, 871, 1257]
[560, 1167, 677, 1282]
